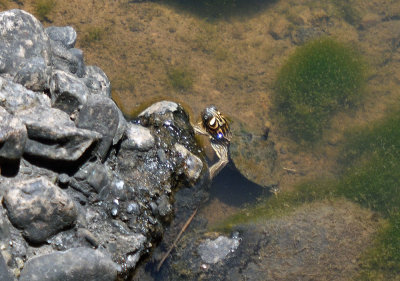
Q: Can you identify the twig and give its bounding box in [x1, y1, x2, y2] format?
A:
[283, 167, 297, 173]
[156, 208, 198, 271]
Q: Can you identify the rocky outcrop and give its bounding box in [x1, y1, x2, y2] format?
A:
[0, 9, 208, 281]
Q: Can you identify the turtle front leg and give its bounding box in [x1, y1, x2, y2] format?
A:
[209, 142, 229, 179]
[192, 122, 209, 136]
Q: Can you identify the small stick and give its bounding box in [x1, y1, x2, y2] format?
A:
[156, 208, 198, 271]
[283, 167, 297, 173]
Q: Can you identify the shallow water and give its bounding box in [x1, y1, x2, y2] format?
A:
[3, 0, 399, 279]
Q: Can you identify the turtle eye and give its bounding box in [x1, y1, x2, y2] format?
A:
[208, 117, 218, 129]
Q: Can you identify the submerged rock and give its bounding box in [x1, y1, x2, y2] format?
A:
[198, 235, 240, 264]
[158, 200, 381, 281]
[19, 247, 119, 281]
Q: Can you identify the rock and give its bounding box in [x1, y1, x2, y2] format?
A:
[269, 16, 290, 40]
[291, 26, 324, 45]
[0, 252, 13, 281]
[49, 40, 85, 78]
[198, 235, 240, 264]
[114, 108, 127, 145]
[3, 177, 78, 244]
[45, 26, 77, 49]
[49, 70, 88, 114]
[69, 48, 86, 78]
[0, 107, 27, 159]
[174, 143, 203, 184]
[83, 65, 111, 98]
[19, 247, 119, 281]
[122, 123, 155, 152]
[13, 56, 50, 91]
[0, 9, 51, 77]
[156, 195, 171, 217]
[16, 106, 101, 161]
[138, 100, 179, 117]
[85, 163, 111, 193]
[75, 95, 121, 159]
[0, 76, 51, 114]
[359, 13, 381, 30]
[72, 161, 111, 194]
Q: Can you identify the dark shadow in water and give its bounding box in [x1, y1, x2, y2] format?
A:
[159, 0, 278, 20]
[209, 162, 269, 207]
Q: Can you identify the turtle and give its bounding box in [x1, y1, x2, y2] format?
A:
[192, 105, 232, 179]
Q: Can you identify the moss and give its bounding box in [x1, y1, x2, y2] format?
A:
[274, 37, 366, 143]
[0, 0, 8, 9]
[356, 214, 400, 280]
[34, 0, 56, 22]
[81, 26, 105, 47]
[337, 110, 400, 217]
[333, 110, 400, 279]
[212, 179, 335, 233]
[216, 109, 400, 277]
[167, 66, 194, 92]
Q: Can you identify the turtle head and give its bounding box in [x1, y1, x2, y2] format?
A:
[201, 105, 231, 142]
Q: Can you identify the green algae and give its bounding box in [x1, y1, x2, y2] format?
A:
[274, 37, 366, 143]
[213, 109, 400, 279]
[167, 65, 194, 92]
[34, 0, 56, 22]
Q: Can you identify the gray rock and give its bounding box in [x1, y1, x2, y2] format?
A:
[86, 163, 111, 193]
[45, 26, 77, 49]
[138, 100, 178, 116]
[0, 107, 27, 159]
[122, 123, 155, 152]
[113, 108, 127, 145]
[198, 235, 240, 264]
[0, 9, 51, 77]
[156, 195, 171, 217]
[73, 161, 111, 193]
[83, 65, 111, 98]
[49, 70, 88, 114]
[3, 177, 78, 244]
[0, 252, 13, 281]
[13, 56, 50, 91]
[16, 106, 101, 161]
[75, 95, 121, 159]
[174, 143, 203, 184]
[0, 76, 51, 114]
[69, 48, 86, 78]
[49, 40, 85, 78]
[19, 247, 119, 281]
[0, 213, 11, 241]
